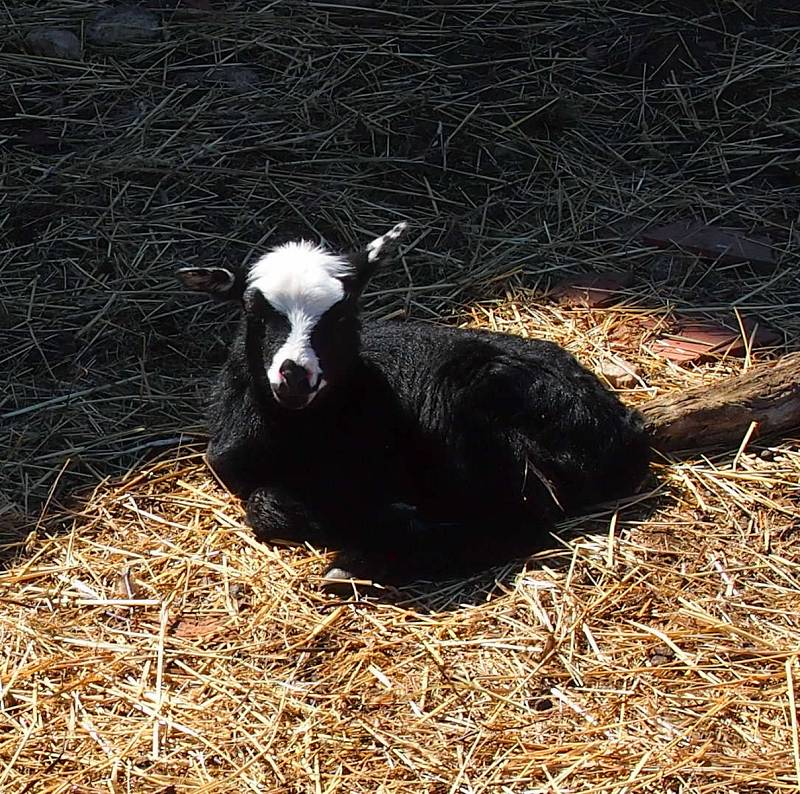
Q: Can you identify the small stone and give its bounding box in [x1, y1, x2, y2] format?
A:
[26, 29, 82, 60]
[648, 253, 684, 284]
[87, 6, 160, 46]
[585, 44, 608, 66]
[599, 356, 640, 389]
[208, 66, 260, 90]
[172, 65, 260, 91]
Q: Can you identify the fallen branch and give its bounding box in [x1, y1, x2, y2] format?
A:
[641, 352, 800, 452]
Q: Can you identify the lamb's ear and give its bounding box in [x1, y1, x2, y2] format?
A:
[366, 221, 409, 265]
[346, 221, 409, 297]
[176, 267, 246, 302]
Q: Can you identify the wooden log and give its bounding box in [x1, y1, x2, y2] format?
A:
[641, 352, 800, 452]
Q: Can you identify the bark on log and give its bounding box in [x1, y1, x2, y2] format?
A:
[641, 352, 800, 452]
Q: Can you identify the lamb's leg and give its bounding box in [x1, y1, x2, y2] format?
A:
[246, 486, 334, 547]
[207, 444, 262, 499]
[330, 507, 542, 585]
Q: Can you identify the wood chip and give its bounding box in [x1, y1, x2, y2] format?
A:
[599, 356, 641, 388]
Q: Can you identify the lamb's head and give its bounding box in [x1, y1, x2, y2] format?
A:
[177, 221, 408, 410]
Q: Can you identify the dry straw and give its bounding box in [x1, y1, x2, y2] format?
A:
[2, 1, 800, 791]
[2, 437, 800, 791]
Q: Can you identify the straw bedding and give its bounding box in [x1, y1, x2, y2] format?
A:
[2, 1, 799, 791]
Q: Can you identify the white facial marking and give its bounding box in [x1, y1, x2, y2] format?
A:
[247, 241, 349, 388]
[366, 221, 408, 263]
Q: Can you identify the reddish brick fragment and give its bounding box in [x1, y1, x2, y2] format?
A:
[552, 272, 633, 308]
[642, 221, 776, 272]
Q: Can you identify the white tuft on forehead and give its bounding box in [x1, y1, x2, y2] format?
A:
[247, 240, 352, 297]
[247, 241, 350, 388]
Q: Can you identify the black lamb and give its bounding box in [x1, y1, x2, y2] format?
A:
[177, 222, 651, 582]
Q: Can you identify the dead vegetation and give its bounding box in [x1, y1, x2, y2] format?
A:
[3, 441, 800, 792]
[2, 1, 800, 791]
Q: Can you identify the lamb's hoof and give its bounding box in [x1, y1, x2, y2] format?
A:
[320, 566, 359, 595]
[320, 563, 382, 596]
[323, 566, 356, 582]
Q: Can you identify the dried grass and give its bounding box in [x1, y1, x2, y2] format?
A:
[2, 1, 800, 791]
[2, 440, 799, 792]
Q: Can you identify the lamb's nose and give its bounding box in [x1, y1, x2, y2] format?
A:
[278, 359, 312, 395]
